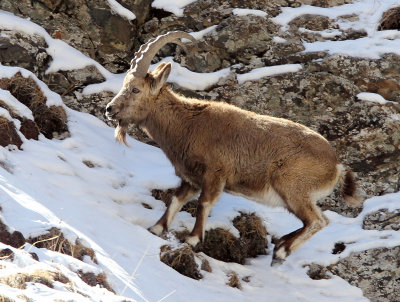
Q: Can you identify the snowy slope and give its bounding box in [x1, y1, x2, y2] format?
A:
[1, 0, 400, 301]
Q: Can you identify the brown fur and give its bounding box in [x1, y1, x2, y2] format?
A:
[106, 62, 364, 264]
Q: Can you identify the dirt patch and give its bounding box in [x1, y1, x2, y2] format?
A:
[77, 270, 114, 293]
[0, 117, 23, 149]
[379, 6, 400, 30]
[160, 245, 202, 280]
[0, 72, 69, 139]
[28, 227, 97, 263]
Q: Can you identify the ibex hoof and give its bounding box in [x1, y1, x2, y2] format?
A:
[271, 257, 285, 267]
[148, 224, 164, 236]
[185, 235, 200, 247]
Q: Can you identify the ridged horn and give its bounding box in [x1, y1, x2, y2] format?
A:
[130, 31, 196, 78]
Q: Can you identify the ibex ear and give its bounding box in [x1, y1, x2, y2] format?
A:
[149, 62, 171, 95]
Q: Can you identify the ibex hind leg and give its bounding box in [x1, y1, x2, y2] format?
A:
[272, 196, 328, 266]
[149, 181, 199, 236]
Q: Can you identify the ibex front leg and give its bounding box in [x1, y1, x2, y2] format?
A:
[185, 175, 225, 247]
[149, 181, 199, 236]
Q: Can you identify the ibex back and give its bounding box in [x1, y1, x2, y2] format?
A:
[105, 31, 363, 266]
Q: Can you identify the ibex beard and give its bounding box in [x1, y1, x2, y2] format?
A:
[106, 31, 364, 266]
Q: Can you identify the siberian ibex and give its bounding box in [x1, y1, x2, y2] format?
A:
[105, 31, 363, 265]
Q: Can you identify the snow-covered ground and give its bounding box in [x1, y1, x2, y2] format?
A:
[1, 0, 400, 301]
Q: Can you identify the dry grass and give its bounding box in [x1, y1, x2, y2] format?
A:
[160, 245, 202, 280]
[0, 117, 22, 149]
[77, 270, 115, 293]
[27, 228, 97, 263]
[0, 269, 69, 290]
[226, 271, 242, 290]
[0, 73, 69, 139]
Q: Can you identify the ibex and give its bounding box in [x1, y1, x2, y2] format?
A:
[105, 31, 363, 265]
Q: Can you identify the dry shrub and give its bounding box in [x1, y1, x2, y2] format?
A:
[77, 270, 115, 293]
[0, 269, 69, 290]
[0, 73, 69, 139]
[28, 228, 97, 263]
[197, 228, 248, 264]
[232, 212, 268, 258]
[160, 245, 202, 280]
[0, 219, 25, 249]
[379, 6, 400, 30]
[226, 271, 242, 290]
[0, 248, 14, 261]
[0, 117, 22, 149]
[196, 213, 268, 264]
[0, 296, 15, 302]
[151, 188, 175, 205]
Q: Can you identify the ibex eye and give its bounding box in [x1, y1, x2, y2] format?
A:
[132, 87, 140, 94]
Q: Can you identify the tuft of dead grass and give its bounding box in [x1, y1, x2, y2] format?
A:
[379, 6, 400, 30]
[233, 212, 268, 258]
[160, 245, 202, 280]
[77, 270, 115, 293]
[226, 271, 242, 290]
[0, 117, 22, 149]
[0, 269, 69, 290]
[27, 228, 97, 264]
[0, 73, 69, 139]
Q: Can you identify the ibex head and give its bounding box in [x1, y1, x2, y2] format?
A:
[105, 31, 196, 145]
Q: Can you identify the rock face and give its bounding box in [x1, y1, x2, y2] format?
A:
[0, 0, 399, 300]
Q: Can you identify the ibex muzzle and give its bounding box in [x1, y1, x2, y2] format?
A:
[106, 31, 363, 266]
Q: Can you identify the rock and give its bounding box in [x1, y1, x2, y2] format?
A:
[328, 247, 400, 302]
[363, 209, 400, 231]
[379, 6, 400, 31]
[0, 0, 138, 72]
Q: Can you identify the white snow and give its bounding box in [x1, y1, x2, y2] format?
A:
[106, 0, 136, 20]
[151, 0, 197, 17]
[237, 64, 303, 84]
[357, 92, 398, 104]
[188, 25, 217, 41]
[272, 0, 400, 59]
[232, 8, 267, 18]
[272, 36, 287, 43]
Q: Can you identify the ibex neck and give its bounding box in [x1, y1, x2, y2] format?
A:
[142, 87, 189, 146]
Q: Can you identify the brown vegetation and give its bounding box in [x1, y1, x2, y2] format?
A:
[0, 72, 69, 140]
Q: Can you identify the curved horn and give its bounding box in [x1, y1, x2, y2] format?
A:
[131, 31, 196, 78]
